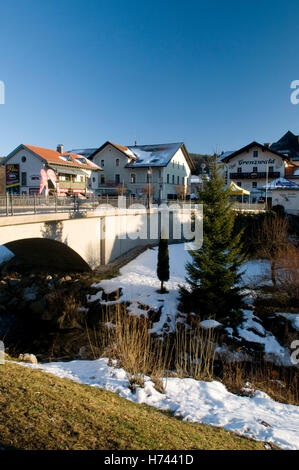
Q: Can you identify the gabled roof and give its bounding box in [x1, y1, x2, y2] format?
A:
[220, 141, 290, 163]
[89, 141, 195, 171]
[5, 144, 102, 171]
[89, 141, 136, 160]
[126, 142, 187, 168]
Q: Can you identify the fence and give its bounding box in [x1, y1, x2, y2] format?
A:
[232, 202, 266, 211]
[0, 194, 202, 217]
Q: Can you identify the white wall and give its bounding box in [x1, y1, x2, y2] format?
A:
[223, 146, 286, 196]
[91, 144, 192, 200]
[271, 190, 299, 215]
[5, 148, 44, 194]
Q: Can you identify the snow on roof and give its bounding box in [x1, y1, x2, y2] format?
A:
[67, 148, 98, 158]
[126, 142, 183, 168]
[262, 177, 299, 190]
[218, 151, 235, 162]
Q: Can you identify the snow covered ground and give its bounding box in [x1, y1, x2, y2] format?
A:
[88, 244, 192, 334]
[8, 243, 299, 450]
[0, 246, 14, 265]
[17, 357, 299, 450]
[87, 244, 294, 363]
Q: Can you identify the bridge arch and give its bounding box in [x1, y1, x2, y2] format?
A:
[4, 238, 91, 271]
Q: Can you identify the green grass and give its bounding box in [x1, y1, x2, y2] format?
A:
[0, 362, 271, 450]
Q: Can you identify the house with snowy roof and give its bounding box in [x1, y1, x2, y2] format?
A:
[219, 142, 289, 202]
[86, 141, 195, 201]
[2, 144, 102, 195]
[262, 177, 299, 215]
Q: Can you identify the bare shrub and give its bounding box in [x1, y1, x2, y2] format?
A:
[173, 321, 216, 380]
[275, 244, 299, 306]
[255, 214, 289, 287]
[221, 359, 299, 405]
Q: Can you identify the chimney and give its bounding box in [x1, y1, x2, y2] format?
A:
[264, 142, 270, 148]
[57, 144, 64, 154]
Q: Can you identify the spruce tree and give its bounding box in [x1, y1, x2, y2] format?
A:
[179, 162, 246, 319]
[157, 235, 170, 293]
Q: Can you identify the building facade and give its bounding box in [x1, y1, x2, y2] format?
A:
[87, 141, 195, 201]
[219, 142, 288, 202]
[2, 144, 101, 196]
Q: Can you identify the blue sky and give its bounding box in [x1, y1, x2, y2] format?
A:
[0, 0, 299, 156]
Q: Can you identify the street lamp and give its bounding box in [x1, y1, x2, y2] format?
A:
[265, 159, 269, 209]
[147, 167, 152, 209]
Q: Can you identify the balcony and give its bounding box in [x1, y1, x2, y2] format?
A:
[57, 181, 86, 190]
[229, 172, 280, 180]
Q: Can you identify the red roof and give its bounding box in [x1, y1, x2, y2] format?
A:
[24, 144, 102, 171]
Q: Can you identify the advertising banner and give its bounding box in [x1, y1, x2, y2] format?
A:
[6, 164, 20, 188]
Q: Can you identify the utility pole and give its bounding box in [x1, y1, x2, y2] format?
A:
[147, 167, 152, 209]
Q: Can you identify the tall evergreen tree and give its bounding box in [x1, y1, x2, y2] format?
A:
[157, 235, 170, 293]
[179, 162, 246, 319]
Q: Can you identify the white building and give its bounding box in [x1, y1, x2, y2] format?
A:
[263, 178, 299, 215]
[219, 142, 289, 203]
[84, 141, 195, 201]
[2, 144, 101, 195]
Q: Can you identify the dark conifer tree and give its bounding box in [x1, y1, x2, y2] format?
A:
[157, 235, 170, 293]
[179, 162, 246, 319]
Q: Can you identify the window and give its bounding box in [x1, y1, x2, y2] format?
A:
[115, 174, 120, 184]
[172, 175, 175, 184]
[21, 172, 27, 186]
[101, 160, 104, 167]
[237, 167, 242, 173]
[253, 167, 258, 173]
[172, 161, 175, 168]
[253, 150, 258, 158]
[182, 176, 184, 185]
[21, 156, 26, 163]
[167, 174, 169, 184]
[269, 166, 274, 173]
[237, 181, 242, 187]
[100, 174, 105, 185]
[131, 173, 136, 184]
[116, 158, 120, 167]
[177, 176, 180, 184]
[92, 177, 95, 183]
[252, 182, 257, 188]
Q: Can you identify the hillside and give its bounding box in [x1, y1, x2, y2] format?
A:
[0, 362, 268, 451]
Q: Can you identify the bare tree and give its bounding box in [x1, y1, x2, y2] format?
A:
[174, 184, 186, 200]
[276, 244, 299, 305]
[256, 214, 289, 287]
[115, 182, 127, 196]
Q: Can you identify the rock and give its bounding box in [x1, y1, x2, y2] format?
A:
[0, 292, 11, 304]
[7, 279, 21, 287]
[30, 299, 46, 316]
[7, 297, 19, 307]
[18, 353, 38, 364]
[23, 287, 37, 302]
